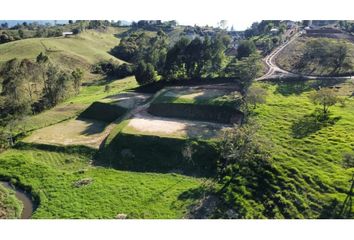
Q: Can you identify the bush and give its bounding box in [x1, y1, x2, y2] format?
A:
[91, 61, 134, 79]
[134, 61, 157, 85]
[237, 40, 256, 59]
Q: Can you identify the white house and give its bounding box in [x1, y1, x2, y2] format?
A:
[62, 31, 73, 37]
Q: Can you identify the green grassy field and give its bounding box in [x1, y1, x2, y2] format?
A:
[0, 183, 23, 219]
[0, 145, 203, 218]
[0, 28, 126, 80]
[250, 79, 354, 218]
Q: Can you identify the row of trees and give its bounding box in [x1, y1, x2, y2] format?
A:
[0, 53, 83, 124]
[112, 29, 262, 87]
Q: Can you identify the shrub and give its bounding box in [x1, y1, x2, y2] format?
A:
[135, 61, 157, 85]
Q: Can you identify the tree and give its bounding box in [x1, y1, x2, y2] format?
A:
[309, 88, 339, 114]
[134, 61, 157, 85]
[237, 40, 256, 60]
[218, 122, 272, 193]
[0, 32, 13, 44]
[18, 29, 25, 39]
[245, 85, 267, 109]
[36, 52, 48, 64]
[234, 53, 262, 93]
[72, 68, 83, 94]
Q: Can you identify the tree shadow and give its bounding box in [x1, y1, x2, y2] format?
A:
[275, 81, 313, 96]
[76, 118, 108, 136]
[274, 79, 348, 97]
[319, 199, 345, 219]
[291, 110, 341, 139]
[177, 185, 219, 219]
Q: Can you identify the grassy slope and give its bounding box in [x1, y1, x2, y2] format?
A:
[0, 184, 23, 219]
[0, 28, 126, 80]
[10, 76, 137, 135]
[275, 36, 354, 76]
[252, 80, 354, 217]
[0, 147, 202, 218]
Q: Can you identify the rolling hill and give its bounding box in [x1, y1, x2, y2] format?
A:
[0, 27, 127, 80]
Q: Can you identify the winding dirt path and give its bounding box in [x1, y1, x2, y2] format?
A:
[257, 31, 354, 81]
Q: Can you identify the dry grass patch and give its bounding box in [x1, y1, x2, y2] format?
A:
[23, 118, 111, 149]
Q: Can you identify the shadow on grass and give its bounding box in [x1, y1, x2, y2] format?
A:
[275, 81, 313, 96]
[177, 185, 219, 219]
[273, 79, 348, 96]
[291, 109, 341, 139]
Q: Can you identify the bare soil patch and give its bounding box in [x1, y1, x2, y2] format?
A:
[125, 111, 230, 139]
[24, 118, 112, 148]
[102, 92, 151, 109]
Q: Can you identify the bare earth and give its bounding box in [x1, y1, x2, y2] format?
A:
[24, 118, 113, 149]
[101, 92, 151, 109]
[125, 111, 231, 139]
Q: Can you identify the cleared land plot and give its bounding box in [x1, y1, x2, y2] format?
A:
[102, 92, 151, 109]
[124, 111, 230, 139]
[10, 103, 86, 135]
[154, 85, 242, 107]
[24, 118, 111, 149]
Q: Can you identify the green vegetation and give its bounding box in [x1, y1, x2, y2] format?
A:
[238, 80, 354, 218]
[309, 88, 340, 114]
[276, 37, 354, 76]
[0, 28, 125, 73]
[236, 40, 256, 59]
[0, 55, 83, 127]
[0, 145, 202, 218]
[153, 88, 242, 107]
[0, 183, 23, 218]
[245, 20, 288, 55]
[101, 132, 218, 176]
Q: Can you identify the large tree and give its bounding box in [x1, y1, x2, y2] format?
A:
[309, 88, 339, 114]
[237, 40, 256, 60]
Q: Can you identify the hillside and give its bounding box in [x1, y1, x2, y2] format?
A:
[275, 36, 354, 76]
[0, 27, 127, 80]
[247, 80, 354, 218]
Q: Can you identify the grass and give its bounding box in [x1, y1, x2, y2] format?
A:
[275, 36, 354, 76]
[65, 76, 138, 105]
[0, 183, 23, 219]
[100, 131, 219, 177]
[250, 79, 354, 218]
[7, 76, 137, 135]
[153, 87, 242, 107]
[0, 146, 203, 218]
[0, 28, 126, 69]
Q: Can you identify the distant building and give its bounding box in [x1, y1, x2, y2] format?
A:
[62, 31, 73, 37]
[270, 28, 279, 35]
